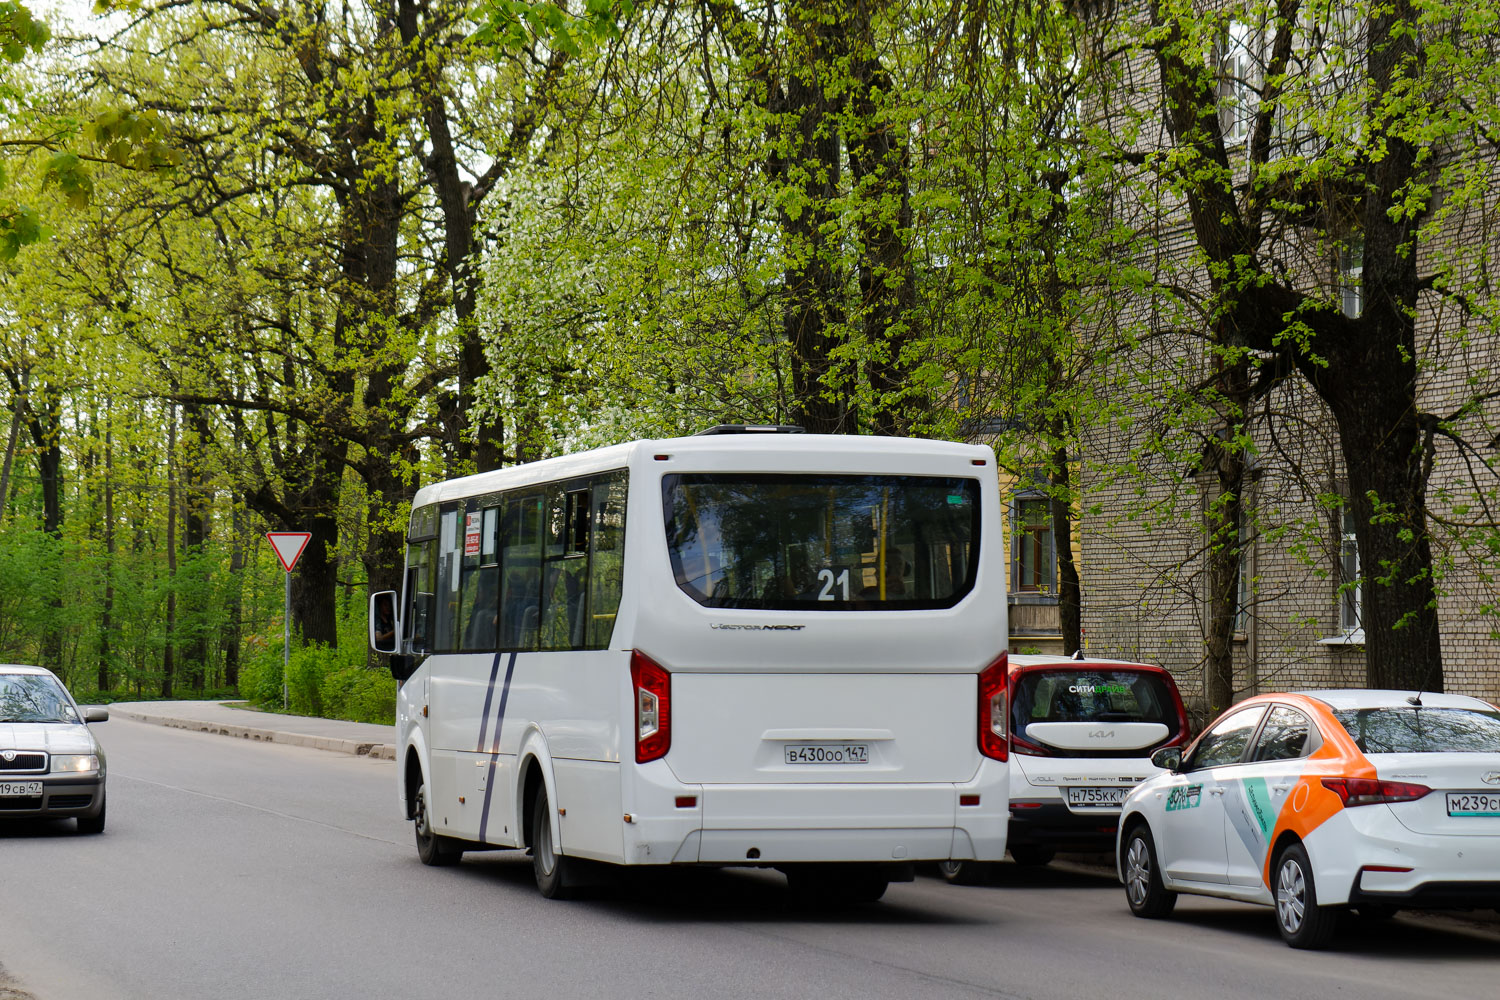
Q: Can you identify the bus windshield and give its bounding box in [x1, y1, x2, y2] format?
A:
[663, 473, 980, 610]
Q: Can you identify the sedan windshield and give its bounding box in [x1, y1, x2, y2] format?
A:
[663, 474, 980, 610]
[0, 674, 78, 723]
[1332, 706, 1500, 753]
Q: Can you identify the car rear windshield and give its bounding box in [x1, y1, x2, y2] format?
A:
[1332, 707, 1500, 753]
[1011, 669, 1182, 737]
[0, 674, 78, 723]
[663, 473, 980, 610]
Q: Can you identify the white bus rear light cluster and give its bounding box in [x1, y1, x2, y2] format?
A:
[631, 650, 672, 763]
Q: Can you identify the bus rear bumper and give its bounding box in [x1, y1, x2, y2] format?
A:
[623, 760, 1009, 866]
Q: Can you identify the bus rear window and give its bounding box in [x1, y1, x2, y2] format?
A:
[663, 473, 980, 610]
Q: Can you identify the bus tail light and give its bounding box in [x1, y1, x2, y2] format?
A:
[978, 652, 1009, 762]
[631, 650, 671, 763]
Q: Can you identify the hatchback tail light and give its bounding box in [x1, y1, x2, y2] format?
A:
[1321, 777, 1432, 807]
[978, 652, 1009, 761]
[631, 650, 671, 763]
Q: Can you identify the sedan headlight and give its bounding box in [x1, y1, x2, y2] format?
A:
[50, 754, 99, 774]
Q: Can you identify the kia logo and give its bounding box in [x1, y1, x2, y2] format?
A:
[1483, 772, 1500, 786]
[1090, 730, 1115, 739]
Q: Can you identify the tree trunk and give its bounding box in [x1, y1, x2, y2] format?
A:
[99, 412, 116, 692]
[847, 35, 920, 436]
[0, 399, 20, 521]
[224, 498, 243, 689]
[774, 7, 849, 434]
[1049, 436, 1083, 656]
[162, 404, 178, 699]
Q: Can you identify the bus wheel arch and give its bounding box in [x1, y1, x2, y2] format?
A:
[403, 748, 425, 821]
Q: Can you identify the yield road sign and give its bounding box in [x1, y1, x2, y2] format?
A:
[267, 532, 313, 572]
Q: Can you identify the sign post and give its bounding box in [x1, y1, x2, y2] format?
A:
[267, 532, 313, 710]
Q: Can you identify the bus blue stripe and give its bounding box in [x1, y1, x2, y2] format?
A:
[475, 651, 504, 752]
[478, 651, 518, 844]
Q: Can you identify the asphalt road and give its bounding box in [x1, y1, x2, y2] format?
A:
[2, 717, 1497, 1000]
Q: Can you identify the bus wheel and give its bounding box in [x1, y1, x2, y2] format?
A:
[414, 781, 463, 867]
[1008, 845, 1055, 867]
[786, 865, 889, 906]
[531, 788, 576, 899]
[937, 860, 991, 885]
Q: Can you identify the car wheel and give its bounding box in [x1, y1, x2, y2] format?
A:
[1122, 825, 1177, 919]
[1009, 844, 1055, 867]
[531, 787, 576, 899]
[414, 781, 463, 866]
[937, 860, 991, 885]
[77, 795, 105, 835]
[1275, 843, 1339, 949]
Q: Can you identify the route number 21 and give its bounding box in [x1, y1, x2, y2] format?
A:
[817, 568, 850, 601]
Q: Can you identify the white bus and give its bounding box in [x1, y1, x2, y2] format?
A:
[370, 427, 1011, 900]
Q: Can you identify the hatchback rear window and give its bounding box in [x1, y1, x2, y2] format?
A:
[1011, 669, 1182, 752]
[1332, 707, 1500, 754]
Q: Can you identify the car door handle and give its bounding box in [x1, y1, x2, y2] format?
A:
[1272, 782, 1294, 792]
[1209, 787, 1225, 796]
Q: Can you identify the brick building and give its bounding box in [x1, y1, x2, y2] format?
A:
[1018, 1, 1500, 714]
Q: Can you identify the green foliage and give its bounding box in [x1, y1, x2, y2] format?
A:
[244, 641, 394, 725]
[0, 2, 48, 64]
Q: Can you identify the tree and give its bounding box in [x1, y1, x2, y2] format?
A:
[1080, 0, 1500, 692]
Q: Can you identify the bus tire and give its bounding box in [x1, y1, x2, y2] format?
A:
[937, 860, 991, 885]
[1008, 844, 1055, 867]
[531, 787, 576, 899]
[414, 781, 463, 867]
[786, 865, 889, 906]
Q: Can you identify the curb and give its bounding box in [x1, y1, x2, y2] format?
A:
[110, 707, 397, 761]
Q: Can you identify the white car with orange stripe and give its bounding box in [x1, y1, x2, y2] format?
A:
[1116, 689, 1500, 948]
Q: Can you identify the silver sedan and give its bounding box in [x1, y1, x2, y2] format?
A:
[0, 663, 108, 832]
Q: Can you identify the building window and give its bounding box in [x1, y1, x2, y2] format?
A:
[1013, 496, 1055, 593]
[1339, 238, 1363, 318]
[1340, 508, 1362, 632]
[1235, 513, 1251, 634]
[1217, 21, 1264, 145]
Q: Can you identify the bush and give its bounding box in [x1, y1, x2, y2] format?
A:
[239, 640, 286, 708]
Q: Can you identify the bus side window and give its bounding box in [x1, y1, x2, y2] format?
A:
[432, 508, 463, 652]
[540, 487, 589, 650]
[500, 494, 544, 650]
[403, 546, 434, 654]
[587, 472, 628, 648]
[458, 504, 501, 651]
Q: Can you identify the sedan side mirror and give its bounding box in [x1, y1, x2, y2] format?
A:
[81, 706, 110, 723]
[1151, 747, 1183, 772]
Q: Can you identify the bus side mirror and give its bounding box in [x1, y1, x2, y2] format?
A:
[369, 590, 399, 655]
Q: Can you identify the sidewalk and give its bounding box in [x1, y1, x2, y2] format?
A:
[108, 700, 398, 760]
